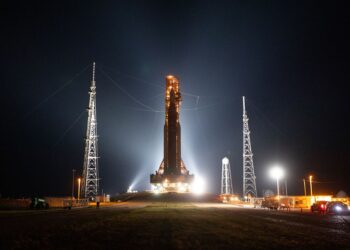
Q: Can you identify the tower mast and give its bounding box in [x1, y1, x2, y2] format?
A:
[242, 96, 257, 198]
[82, 62, 99, 200]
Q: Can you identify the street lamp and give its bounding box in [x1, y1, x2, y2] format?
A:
[72, 169, 76, 199]
[269, 166, 284, 200]
[77, 178, 81, 200]
[309, 175, 313, 196]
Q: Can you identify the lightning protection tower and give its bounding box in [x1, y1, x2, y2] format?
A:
[221, 157, 233, 194]
[242, 96, 257, 198]
[81, 62, 99, 200]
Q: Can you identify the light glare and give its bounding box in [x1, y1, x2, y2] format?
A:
[222, 157, 229, 165]
[191, 176, 205, 195]
[269, 166, 284, 180]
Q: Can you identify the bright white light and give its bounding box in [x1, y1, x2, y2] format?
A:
[191, 176, 205, 195]
[269, 166, 284, 180]
[151, 184, 162, 194]
[175, 182, 186, 192]
[335, 206, 342, 212]
[222, 157, 229, 165]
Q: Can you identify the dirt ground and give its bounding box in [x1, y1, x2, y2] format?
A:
[1, 201, 350, 249]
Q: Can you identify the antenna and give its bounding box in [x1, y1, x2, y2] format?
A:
[92, 62, 96, 87]
[243, 96, 246, 114]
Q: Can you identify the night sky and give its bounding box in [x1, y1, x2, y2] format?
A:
[2, 1, 349, 197]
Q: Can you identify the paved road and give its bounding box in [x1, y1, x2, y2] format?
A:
[1, 202, 349, 249]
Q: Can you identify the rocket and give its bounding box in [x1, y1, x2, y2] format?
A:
[150, 75, 194, 191]
[164, 76, 181, 175]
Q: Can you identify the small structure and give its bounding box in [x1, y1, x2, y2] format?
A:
[262, 195, 333, 209]
[332, 197, 350, 205]
[221, 194, 240, 204]
[63, 198, 89, 209]
[221, 157, 233, 195]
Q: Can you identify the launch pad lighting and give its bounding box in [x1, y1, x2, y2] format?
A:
[269, 166, 284, 180]
[269, 165, 284, 200]
[150, 177, 205, 195]
[192, 176, 205, 195]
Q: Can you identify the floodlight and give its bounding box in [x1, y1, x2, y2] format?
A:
[192, 176, 205, 195]
[222, 157, 229, 165]
[269, 166, 284, 180]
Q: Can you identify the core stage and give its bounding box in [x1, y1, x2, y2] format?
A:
[150, 173, 194, 192]
[150, 75, 195, 193]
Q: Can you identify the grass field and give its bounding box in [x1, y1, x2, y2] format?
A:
[1, 202, 350, 249]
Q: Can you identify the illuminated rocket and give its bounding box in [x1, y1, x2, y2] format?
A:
[150, 75, 194, 192]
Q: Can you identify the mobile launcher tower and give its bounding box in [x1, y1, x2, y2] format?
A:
[150, 75, 194, 192]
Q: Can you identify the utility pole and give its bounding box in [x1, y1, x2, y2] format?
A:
[285, 179, 288, 196]
[77, 178, 81, 200]
[72, 169, 76, 199]
[276, 177, 280, 200]
[303, 179, 306, 196]
[309, 175, 313, 196]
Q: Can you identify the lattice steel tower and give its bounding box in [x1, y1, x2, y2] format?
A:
[81, 62, 99, 200]
[242, 96, 257, 198]
[221, 157, 233, 194]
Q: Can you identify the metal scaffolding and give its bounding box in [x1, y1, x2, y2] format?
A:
[242, 96, 257, 198]
[81, 62, 99, 200]
[221, 157, 233, 194]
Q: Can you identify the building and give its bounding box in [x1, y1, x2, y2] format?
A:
[262, 195, 334, 209]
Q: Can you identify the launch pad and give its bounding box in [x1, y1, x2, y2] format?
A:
[150, 75, 194, 192]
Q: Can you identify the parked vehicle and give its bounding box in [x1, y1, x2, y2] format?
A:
[325, 201, 348, 214]
[30, 197, 49, 209]
[261, 199, 279, 210]
[311, 201, 327, 213]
